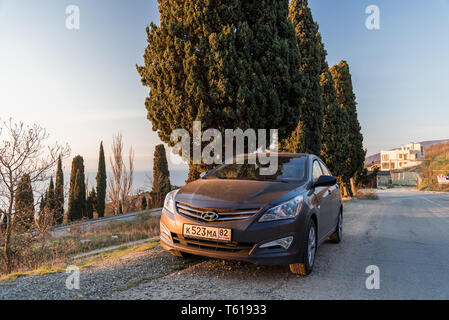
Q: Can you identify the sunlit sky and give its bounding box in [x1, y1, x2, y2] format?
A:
[1, 0, 448, 184]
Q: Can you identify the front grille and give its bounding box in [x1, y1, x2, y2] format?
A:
[172, 234, 254, 253]
[176, 202, 260, 222]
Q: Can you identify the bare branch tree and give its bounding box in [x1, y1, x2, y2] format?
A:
[108, 133, 123, 216]
[0, 119, 70, 274]
[108, 133, 134, 215]
[121, 147, 134, 212]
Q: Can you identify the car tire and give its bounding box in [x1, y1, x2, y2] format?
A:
[289, 219, 317, 276]
[329, 211, 343, 243]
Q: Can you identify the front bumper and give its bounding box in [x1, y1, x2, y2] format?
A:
[160, 208, 308, 265]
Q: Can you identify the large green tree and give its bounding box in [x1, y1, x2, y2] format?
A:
[315, 30, 350, 182]
[330, 61, 365, 195]
[13, 174, 34, 230]
[67, 156, 86, 221]
[137, 0, 304, 178]
[282, 0, 323, 155]
[95, 142, 107, 218]
[54, 156, 64, 224]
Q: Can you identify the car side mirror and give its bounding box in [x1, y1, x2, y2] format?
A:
[313, 175, 337, 188]
[200, 172, 207, 179]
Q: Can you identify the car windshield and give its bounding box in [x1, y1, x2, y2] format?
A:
[206, 156, 307, 183]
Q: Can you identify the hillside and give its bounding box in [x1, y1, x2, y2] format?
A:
[365, 139, 449, 164]
[419, 141, 449, 191]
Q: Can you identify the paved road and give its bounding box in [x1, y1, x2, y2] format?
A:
[118, 188, 449, 300]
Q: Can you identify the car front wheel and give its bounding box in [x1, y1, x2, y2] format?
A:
[329, 211, 343, 243]
[289, 219, 316, 276]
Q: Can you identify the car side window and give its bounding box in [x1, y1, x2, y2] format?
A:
[312, 161, 323, 182]
[319, 161, 332, 176]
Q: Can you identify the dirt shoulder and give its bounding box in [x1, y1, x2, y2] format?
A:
[0, 242, 202, 300]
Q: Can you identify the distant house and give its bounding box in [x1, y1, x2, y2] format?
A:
[380, 143, 425, 171]
[365, 161, 380, 172]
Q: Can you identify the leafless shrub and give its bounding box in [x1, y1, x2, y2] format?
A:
[0, 119, 70, 274]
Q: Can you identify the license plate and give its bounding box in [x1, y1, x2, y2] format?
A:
[183, 224, 231, 242]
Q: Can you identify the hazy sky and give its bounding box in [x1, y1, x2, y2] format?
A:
[1, 0, 448, 181]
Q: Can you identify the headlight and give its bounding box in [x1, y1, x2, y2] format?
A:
[163, 189, 179, 214]
[259, 195, 304, 222]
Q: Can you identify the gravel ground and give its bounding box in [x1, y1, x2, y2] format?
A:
[2, 188, 449, 300]
[0, 247, 201, 300]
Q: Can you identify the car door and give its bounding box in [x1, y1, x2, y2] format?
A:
[311, 160, 332, 240]
[319, 161, 340, 232]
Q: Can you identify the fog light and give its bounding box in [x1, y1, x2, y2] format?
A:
[259, 236, 294, 250]
[160, 221, 172, 242]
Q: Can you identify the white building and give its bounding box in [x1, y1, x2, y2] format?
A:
[380, 143, 425, 171]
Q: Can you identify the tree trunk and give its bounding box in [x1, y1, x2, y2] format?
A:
[350, 177, 357, 196]
[343, 184, 349, 198]
[3, 214, 12, 274]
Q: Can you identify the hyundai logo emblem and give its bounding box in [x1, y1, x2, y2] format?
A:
[201, 211, 219, 222]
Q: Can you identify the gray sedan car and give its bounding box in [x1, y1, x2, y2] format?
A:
[160, 153, 343, 275]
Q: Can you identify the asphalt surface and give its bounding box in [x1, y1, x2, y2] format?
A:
[117, 188, 449, 300]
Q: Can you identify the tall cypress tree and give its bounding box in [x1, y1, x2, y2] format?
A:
[96, 142, 107, 218]
[45, 177, 56, 225]
[54, 156, 64, 225]
[86, 188, 96, 220]
[141, 196, 147, 212]
[315, 30, 350, 181]
[14, 174, 35, 230]
[330, 61, 365, 195]
[68, 156, 86, 221]
[151, 144, 171, 207]
[283, 0, 323, 155]
[137, 0, 304, 178]
[39, 194, 46, 217]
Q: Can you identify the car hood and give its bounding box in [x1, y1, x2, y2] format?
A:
[175, 178, 304, 210]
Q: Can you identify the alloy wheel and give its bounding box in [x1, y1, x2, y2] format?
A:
[308, 225, 316, 267]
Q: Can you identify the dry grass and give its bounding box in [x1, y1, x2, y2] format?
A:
[76, 240, 160, 269]
[419, 142, 449, 191]
[0, 212, 160, 278]
[424, 142, 449, 160]
[52, 212, 160, 256]
[0, 265, 66, 282]
[0, 240, 160, 283]
[355, 190, 379, 200]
